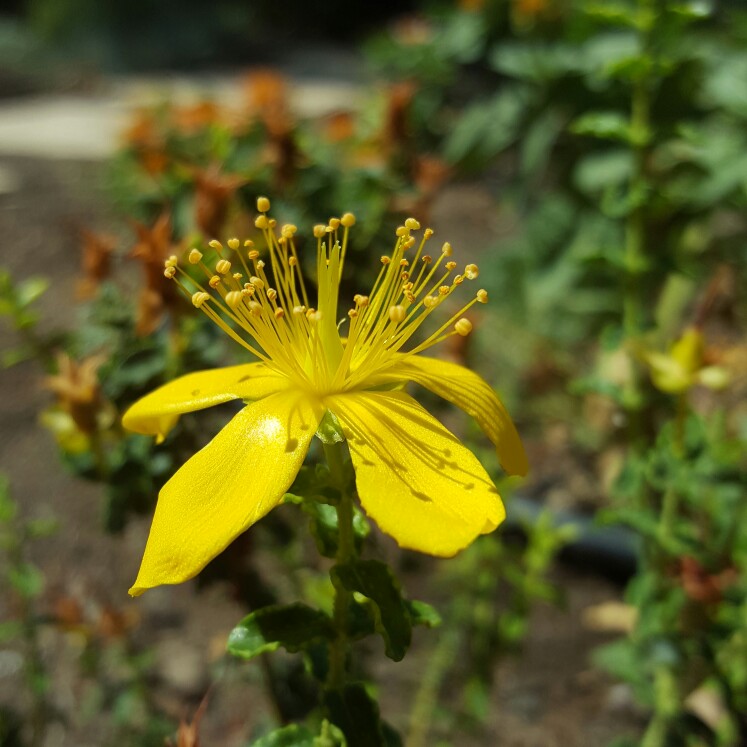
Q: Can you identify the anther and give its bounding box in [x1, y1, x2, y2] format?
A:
[256, 260, 265, 269]
[274, 308, 285, 319]
[403, 237, 416, 250]
[227, 238, 240, 250]
[281, 224, 297, 238]
[400, 259, 409, 267]
[244, 239, 254, 248]
[389, 305, 406, 323]
[404, 290, 415, 302]
[381, 256, 391, 265]
[423, 295, 439, 308]
[405, 217, 420, 230]
[354, 295, 369, 307]
[422, 255, 432, 263]
[424, 228, 434, 239]
[216, 259, 232, 275]
[188, 248, 203, 264]
[454, 274, 465, 285]
[341, 212, 356, 227]
[233, 273, 243, 281]
[348, 309, 359, 318]
[268, 219, 277, 229]
[293, 305, 306, 315]
[477, 289, 488, 303]
[455, 318, 473, 336]
[328, 218, 341, 230]
[225, 291, 243, 309]
[438, 285, 450, 296]
[255, 215, 269, 229]
[257, 196, 271, 213]
[166, 255, 178, 267]
[395, 226, 408, 237]
[313, 224, 326, 238]
[267, 288, 277, 301]
[192, 291, 210, 308]
[400, 272, 410, 281]
[208, 239, 222, 251]
[209, 275, 221, 289]
[289, 256, 298, 267]
[445, 261, 457, 271]
[442, 242, 453, 257]
[250, 276, 264, 290]
[248, 250, 260, 261]
[248, 301, 262, 317]
[464, 263, 479, 280]
[163, 266, 176, 279]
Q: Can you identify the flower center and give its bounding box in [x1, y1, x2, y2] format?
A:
[163, 197, 488, 394]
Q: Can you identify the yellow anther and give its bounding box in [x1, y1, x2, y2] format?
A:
[328, 218, 341, 230]
[476, 289, 488, 303]
[274, 308, 285, 319]
[165, 255, 178, 267]
[405, 217, 420, 230]
[423, 295, 439, 308]
[267, 288, 278, 302]
[442, 242, 453, 257]
[216, 259, 232, 275]
[225, 291, 243, 309]
[163, 266, 176, 279]
[308, 310, 323, 323]
[255, 215, 269, 229]
[192, 291, 210, 308]
[314, 224, 327, 238]
[403, 282, 414, 291]
[438, 285, 450, 296]
[244, 239, 254, 248]
[289, 256, 298, 266]
[208, 239, 222, 251]
[455, 318, 473, 336]
[422, 254, 432, 264]
[341, 212, 356, 227]
[256, 260, 266, 269]
[278, 236, 287, 246]
[400, 272, 410, 281]
[293, 305, 306, 315]
[250, 276, 264, 290]
[404, 290, 415, 303]
[227, 238, 240, 250]
[268, 218, 277, 229]
[188, 248, 203, 264]
[445, 261, 457, 271]
[248, 250, 260, 261]
[354, 294, 369, 307]
[403, 237, 416, 250]
[381, 256, 391, 265]
[241, 287, 254, 298]
[209, 275, 222, 289]
[464, 264, 479, 280]
[233, 272, 243, 281]
[395, 226, 408, 237]
[257, 196, 270, 213]
[400, 259, 409, 267]
[243, 283, 256, 294]
[248, 301, 262, 317]
[348, 309, 359, 318]
[454, 274, 465, 285]
[389, 305, 406, 323]
[424, 228, 434, 239]
[281, 224, 297, 238]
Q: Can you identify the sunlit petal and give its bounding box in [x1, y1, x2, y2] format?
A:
[370, 355, 528, 476]
[122, 362, 289, 438]
[326, 390, 505, 557]
[129, 390, 323, 595]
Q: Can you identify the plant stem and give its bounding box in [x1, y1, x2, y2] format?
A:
[323, 440, 355, 691]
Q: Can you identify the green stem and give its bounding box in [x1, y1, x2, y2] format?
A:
[323, 440, 355, 691]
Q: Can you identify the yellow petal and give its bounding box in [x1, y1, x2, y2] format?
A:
[326, 390, 505, 557]
[122, 362, 289, 438]
[129, 390, 323, 595]
[371, 355, 528, 476]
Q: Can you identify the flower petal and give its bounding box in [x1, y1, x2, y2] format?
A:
[326, 390, 505, 557]
[129, 390, 323, 595]
[372, 355, 528, 476]
[122, 362, 289, 439]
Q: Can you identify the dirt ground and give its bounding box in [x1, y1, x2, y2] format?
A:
[0, 155, 643, 746]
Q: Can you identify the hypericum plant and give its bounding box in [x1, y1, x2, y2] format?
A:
[122, 198, 527, 743]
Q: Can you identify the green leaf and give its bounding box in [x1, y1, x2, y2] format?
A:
[251, 724, 316, 747]
[303, 501, 370, 559]
[324, 683, 388, 747]
[332, 560, 411, 662]
[227, 604, 334, 660]
[570, 111, 634, 144]
[8, 562, 44, 598]
[17, 277, 50, 307]
[406, 600, 442, 629]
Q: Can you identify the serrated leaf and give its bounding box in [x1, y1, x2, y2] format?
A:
[324, 683, 387, 747]
[251, 724, 316, 746]
[227, 604, 334, 660]
[332, 560, 411, 662]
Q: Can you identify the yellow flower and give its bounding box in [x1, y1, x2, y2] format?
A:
[123, 199, 527, 596]
[645, 327, 729, 395]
